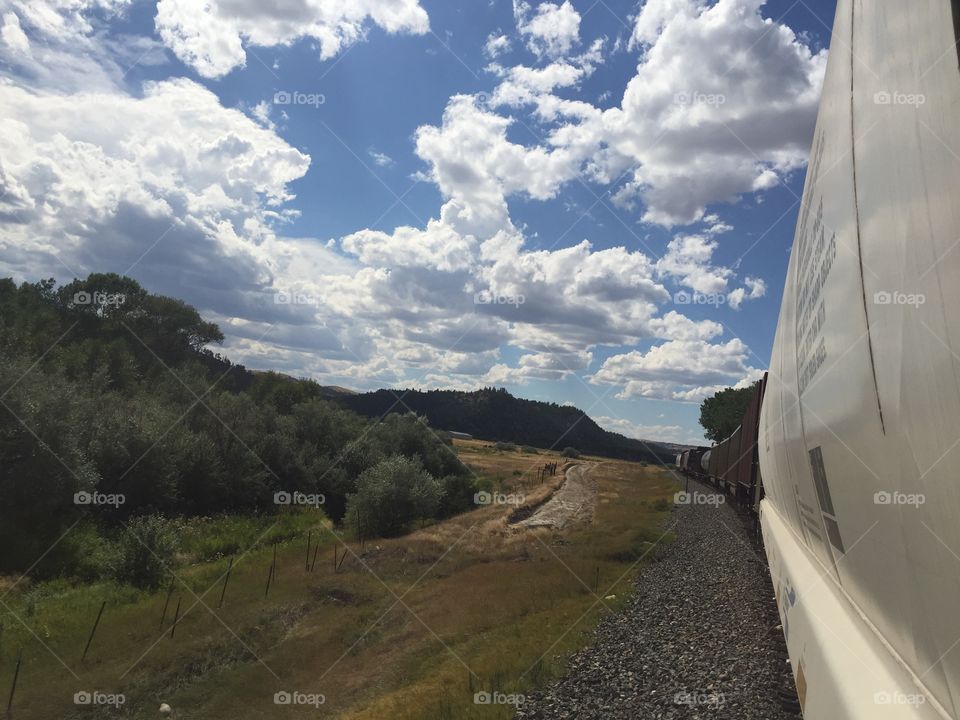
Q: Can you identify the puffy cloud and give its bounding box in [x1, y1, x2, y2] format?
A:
[0, 78, 310, 323]
[154, 0, 430, 78]
[413, 94, 586, 237]
[726, 275, 766, 309]
[486, 0, 826, 226]
[656, 234, 730, 294]
[457, 0, 824, 230]
[1, 12, 29, 53]
[484, 32, 511, 59]
[342, 218, 477, 273]
[590, 339, 762, 401]
[514, 0, 581, 59]
[599, 0, 826, 225]
[0, 1, 167, 93]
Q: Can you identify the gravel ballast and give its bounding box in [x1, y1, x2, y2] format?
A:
[515, 477, 799, 720]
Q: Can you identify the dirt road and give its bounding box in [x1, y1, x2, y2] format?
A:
[515, 462, 597, 530]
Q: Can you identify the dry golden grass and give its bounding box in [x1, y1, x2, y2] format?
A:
[0, 443, 678, 719]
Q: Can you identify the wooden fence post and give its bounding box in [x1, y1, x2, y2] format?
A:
[218, 557, 234, 608]
[81, 600, 106, 662]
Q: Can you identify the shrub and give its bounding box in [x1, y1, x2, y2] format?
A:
[493, 441, 516, 452]
[561, 447, 581, 458]
[346, 456, 442, 538]
[115, 515, 179, 589]
[437, 474, 478, 518]
[521, 446, 539, 454]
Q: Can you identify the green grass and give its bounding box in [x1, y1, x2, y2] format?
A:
[176, 509, 325, 563]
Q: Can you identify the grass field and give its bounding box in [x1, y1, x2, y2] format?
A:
[0, 441, 679, 719]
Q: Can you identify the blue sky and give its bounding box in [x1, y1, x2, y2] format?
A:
[0, 0, 838, 444]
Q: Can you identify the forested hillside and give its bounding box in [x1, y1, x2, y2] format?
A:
[336, 388, 678, 464]
[0, 275, 470, 577]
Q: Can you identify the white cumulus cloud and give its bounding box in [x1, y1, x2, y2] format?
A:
[154, 0, 430, 78]
[514, 0, 581, 59]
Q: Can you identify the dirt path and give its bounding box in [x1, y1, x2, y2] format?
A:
[515, 462, 597, 530]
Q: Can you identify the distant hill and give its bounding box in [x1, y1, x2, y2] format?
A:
[332, 387, 678, 464]
[317, 385, 357, 398]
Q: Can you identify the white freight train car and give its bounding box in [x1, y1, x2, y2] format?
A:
[759, 1, 960, 718]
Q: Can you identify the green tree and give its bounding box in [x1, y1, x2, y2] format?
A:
[345, 456, 441, 538]
[115, 514, 178, 589]
[0, 360, 99, 572]
[699, 385, 756, 442]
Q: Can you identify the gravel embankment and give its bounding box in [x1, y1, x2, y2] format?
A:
[516, 477, 799, 720]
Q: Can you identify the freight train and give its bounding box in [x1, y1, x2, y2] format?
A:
[678, 1, 960, 717]
[675, 372, 768, 515]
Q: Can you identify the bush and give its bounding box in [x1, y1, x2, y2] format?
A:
[493, 441, 516, 452]
[437, 474, 478, 518]
[521, 445, 539, 454]
[561, 447, 581, 458]
[346, 456, 442, 538]
[115, 515, 179, 589]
